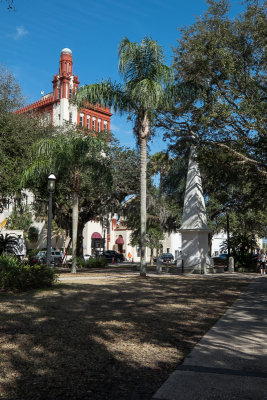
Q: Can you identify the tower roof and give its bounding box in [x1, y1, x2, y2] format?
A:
[61, 48, 72, 54]
[180, 146, 209, 231]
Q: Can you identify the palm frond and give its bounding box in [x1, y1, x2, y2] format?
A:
[118, 36, 171, 85]
[74, 80, 131, 114]
[22, 130, 110, 188]
[21, 158, 53, 186]
[127, 79, 165, 110]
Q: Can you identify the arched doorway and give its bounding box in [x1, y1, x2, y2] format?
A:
[115, 235, 124, 254]
[91, 232, 103, 256]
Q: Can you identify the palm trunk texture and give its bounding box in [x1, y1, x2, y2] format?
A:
[140, 123, 148, 276]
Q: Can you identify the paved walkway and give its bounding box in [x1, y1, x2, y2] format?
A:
[152, 276, 267, 400]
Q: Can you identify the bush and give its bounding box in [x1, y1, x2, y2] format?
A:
[27, 248, 40, 262]
[27, 226, 39, 243]
[0, 254, 57, 291]
[77, 257, 107, 268]
[234, 253, 257, 268]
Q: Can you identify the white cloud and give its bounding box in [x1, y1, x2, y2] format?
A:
[13, 26, 28, 40]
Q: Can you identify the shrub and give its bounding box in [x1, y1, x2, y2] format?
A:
[77, 257, 107, 268]
[234, 253, 257, 268]
[27, 226, 39, 243]
[27, 248, 39, 262]
[76, 257, 84, 268]
[0, 254, 57, 291]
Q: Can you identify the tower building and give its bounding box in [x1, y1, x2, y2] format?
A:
[14, 48, 112, 131]
[9, 49, 114, 256]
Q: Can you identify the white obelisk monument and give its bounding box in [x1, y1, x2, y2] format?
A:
[179, 147, 213, 273]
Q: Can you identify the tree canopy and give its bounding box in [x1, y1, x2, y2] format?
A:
[0, 0, 15, 11]
[154, 0, 267, 257]
[0, 65, 24, 113]
[0, 66, 51, 205]
[0, 113, 55, 204]
[158, 0, 266, 178]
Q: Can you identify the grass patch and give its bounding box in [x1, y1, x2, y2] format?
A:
[0, 275, 250, 399]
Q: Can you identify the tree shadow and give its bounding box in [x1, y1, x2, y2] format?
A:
[0, 276, 250, 399]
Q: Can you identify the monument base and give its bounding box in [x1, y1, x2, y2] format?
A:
[176, 255, 214, 274]
[179, 229, 214, 274]
[183, 255, 214, 274]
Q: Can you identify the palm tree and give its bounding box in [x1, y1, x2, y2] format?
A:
[75, 36, 173, 276]
[22, 129, 109, 273]
[0, 233, 20, 255]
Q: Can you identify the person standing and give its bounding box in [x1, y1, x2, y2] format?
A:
[258, 249, 266, 275]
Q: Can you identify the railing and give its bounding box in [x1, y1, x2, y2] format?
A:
[14, 95, 55, 114]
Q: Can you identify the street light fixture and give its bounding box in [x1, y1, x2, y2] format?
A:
[46, 174, 56, 266]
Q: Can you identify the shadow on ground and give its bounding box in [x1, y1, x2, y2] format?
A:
[0, 276, 250, 399]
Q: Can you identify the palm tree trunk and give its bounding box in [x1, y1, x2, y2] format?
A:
[71, 191, 79, 273]
[140, 126, 148, 277]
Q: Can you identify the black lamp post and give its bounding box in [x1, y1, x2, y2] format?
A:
[46, 174, 56, 266]
[226, 185, 233, 266]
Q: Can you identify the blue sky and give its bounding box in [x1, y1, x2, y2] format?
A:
[1, 0, 244, 153]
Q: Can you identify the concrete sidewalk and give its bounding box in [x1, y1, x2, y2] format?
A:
[152, 277, 267, 400]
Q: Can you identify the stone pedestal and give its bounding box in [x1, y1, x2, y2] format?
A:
[228, 256, 235, 272]
[156, 258, 162, 274]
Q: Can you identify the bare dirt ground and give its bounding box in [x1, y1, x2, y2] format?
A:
[0, 272, 252, 400]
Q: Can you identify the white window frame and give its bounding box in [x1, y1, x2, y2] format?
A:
[79, 114, 84, 127]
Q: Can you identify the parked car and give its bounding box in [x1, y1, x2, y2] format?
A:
[31, 250, 63, 265]
[31, 251, 47, 264]
[51, 250, 63, 265]
[158, 253, 174, 264]
[100, 250, 125, 263]
[83, 254, 92, 261]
